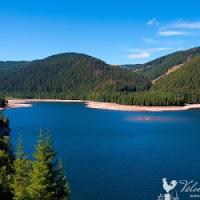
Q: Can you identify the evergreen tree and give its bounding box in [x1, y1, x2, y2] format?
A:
[28, 130, 70, 200]
[12, 134, 31, 200]
[0, 126, 70, 200]
[45, 132, 70, 200]
[53, 159, 70, 200]
[28, 130, 55, 200]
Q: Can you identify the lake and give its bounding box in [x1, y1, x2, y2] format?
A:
[3, 102, 200, 200]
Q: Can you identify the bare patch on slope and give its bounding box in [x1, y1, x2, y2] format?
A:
[152, 64, 183, 84]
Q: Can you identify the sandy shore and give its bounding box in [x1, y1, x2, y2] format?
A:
[85, 101, 200, 112]
[6, 99, 86, 109]
[3, 99, 200, 112]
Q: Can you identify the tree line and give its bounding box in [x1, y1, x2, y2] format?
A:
[89, 91, 185, 106]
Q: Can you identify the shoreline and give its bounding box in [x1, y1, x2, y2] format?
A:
[2, 98, 200, 112]
[86, 101, 200, 112]
[5, 99, 86, 110]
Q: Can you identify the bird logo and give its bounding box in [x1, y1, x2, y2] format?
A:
[162, 178, 178, 193]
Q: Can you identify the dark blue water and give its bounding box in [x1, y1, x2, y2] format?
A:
[3, 102, 200, 200]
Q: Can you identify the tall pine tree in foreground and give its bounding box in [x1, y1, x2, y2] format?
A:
[28, 130, 54, 200]
[12, 134, 31, 200]
[28, 130, 70, 200]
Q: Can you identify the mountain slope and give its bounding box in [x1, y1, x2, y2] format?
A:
[120, 64, 142, 70]
[151, 55, 200, 103]
[1, 49, 200, 106]
[0, 61, 29, 80]
[0, 53, 150, 100]
[152, 64, 183, 84]
[135, 47, 200, 80]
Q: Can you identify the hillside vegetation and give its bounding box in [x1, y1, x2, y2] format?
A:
[0, 47, 200, 106]
[151, 55, 200, 104]
[0, 61, 29, 80]
[134, 47, 200, 80]
[0, 53, 150, 100]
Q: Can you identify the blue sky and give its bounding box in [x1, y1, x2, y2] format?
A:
[0, 0, 200, 64]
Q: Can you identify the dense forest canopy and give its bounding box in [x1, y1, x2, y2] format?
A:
[0, 47, 200, 106]
[0, 61, 29, 81]
[0, 53, 150, 100]
[151, 55, 200, 104]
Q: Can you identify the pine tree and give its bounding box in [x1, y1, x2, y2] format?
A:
[28, 130, 70, 200]
[45, 132, 70, 200]
[53, 159, 70, 200]
[12, 134, 31, 200]
[28, 130, 55, 200]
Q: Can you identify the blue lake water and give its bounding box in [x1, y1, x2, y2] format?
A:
[3, 102, 200, 200]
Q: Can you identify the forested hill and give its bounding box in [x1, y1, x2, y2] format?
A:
[117, 55, 200, 106]
[0, 53, 150, 100]
[132, 47, 200, 80]
[1, 48, 200, 106]
[151, 55, 200, 104]
[0, 61, 29, 80]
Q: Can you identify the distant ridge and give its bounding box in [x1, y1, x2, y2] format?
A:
[0, 53, 150, 100]
[1, 47, 200, 106]
[123, 47, 200, 81]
